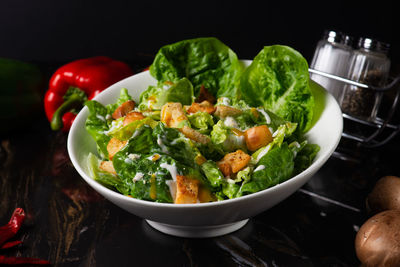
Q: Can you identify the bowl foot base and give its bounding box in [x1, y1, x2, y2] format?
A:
[146, 219, 249, 238]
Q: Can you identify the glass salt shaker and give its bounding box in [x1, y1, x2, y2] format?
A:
[310, 30, 353, 102]
[340, 38, 391, 121]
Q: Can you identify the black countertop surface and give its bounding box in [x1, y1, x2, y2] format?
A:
[1, 58, 400, 266]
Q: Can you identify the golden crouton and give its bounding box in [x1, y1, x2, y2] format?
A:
[123, 111, 145, 126]
[198, 186, 217, 203]
[180, 126, 210, 144]
[112, 100, 135, 119]
[214, 105, 242, 118]
[99, 161, 116, 175]
[217, 150, 250, 177]
[175, 175, 199, 204]
[161, 102, 188, 128]
[107, 137, 127, 160]
[245, 125, 273, 151]
[196, 85, 216, 104]
[186, 101, 216, 114]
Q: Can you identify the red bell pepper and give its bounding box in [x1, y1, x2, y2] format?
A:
[44, 56, 133, 131]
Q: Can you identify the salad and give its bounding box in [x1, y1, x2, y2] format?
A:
[85, 37, 320, 204]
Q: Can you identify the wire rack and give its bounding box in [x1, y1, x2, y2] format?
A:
[309, 69, 400, 156]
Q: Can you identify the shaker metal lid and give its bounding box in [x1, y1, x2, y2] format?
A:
[358, 37, 390, 53]
[323, 30, 353, 46]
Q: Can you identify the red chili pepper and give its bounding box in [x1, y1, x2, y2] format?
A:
[0, 208, 25, 247]
[1, 240, 22, 249]
[44, 56, 133, 131]
[0, 208, 50, 265]
[0, 255, 50, 265]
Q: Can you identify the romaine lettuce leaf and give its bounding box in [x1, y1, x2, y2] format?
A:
[238, 142, 294, 196]
[187, 112, 214, 134]
[149, 37, 243, 97]
[106, 88, 133, 114]
[200, 160, 225, 188]
[85, 100, 112, 158]
[239, 45, 314, 133]
[106, 117, 158, 141]
[210, 120, 247, 153]
[138, 78, 194, 111]
[87, 153, 126, 192]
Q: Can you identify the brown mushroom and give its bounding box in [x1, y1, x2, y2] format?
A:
[366, 176, 400, 215]
[355, 210, 400, 267]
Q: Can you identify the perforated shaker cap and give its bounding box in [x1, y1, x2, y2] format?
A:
[358, 37, 390, 54]
[323, 30, 353, 46]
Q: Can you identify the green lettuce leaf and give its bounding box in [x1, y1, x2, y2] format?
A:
[106, 88, 132, 114]
[106, 117, 158, 141]
[210, 120, 247, 153]
[85, 100, 112, 158]
[187, 112, 214, 134]
[239, 45, 314, 133]
[87, 153, 126, 192]
[138, 78, 194, 111]
[238, 142, 294, 196]
[149, 37, 243, 97]
[200, 160, 225, 188]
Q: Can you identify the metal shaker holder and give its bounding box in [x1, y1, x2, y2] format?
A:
[309, 68, 400, 148]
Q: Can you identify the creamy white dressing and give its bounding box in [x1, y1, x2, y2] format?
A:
[165, 180, 177, 201]
[226, 178, 236, 184]
[104, 119, 124, 135]
[224, 116, 238, 128]
[254, 165, 265, 172]
[227, 134, 245, 149]
[128, 153, 141, 160]
[124, 158, 132, 164]
[269, 127, 274, 135]
[170, 137, 182, 145]
[132, 172, 144, 182]
[105, 114, 112, 120]
[256, 145, 271, 162]
[219, 97, 231, 106]
[147, 99, 154, 109]
[160, 162, 178, 181]
[257, 108, 271, 124]
[291, 141, 301, 157]
[132, 129, 143, 139]
[96, 114, 106, 121]
[157, 136, 169, 153]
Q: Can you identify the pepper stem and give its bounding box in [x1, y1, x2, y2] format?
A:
[50, 94, 84, 130]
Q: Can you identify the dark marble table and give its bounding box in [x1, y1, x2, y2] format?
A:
[1, 59, 399, 267]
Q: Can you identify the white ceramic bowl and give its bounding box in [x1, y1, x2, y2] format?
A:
[67, 61, 343, 238]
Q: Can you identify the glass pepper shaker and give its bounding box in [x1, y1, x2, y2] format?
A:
[310, 30, 353, 102]
[339, 38, 391, 121]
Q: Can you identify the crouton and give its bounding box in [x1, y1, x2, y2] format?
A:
[161, 102, 188, 128]
[99, 161, 116, 175]
[175, 175, 199, 204]
[107, 137, 127, 160]
[214, 105, 242, 118]
[112, 100, 135, 119]
[123, 111, 145, 126]
[198, 186, 217, 203]
[196, 85, 216, 104]
[217, 150, 250, 177]
[180, 126, 210, 144]
[245, 125, 273, 151]
[186, 101, 216, 114]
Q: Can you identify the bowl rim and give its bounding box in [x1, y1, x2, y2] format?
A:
[67, 62, 343, 209]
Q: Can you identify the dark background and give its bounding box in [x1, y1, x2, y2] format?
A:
[0, 0, 398, 68]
